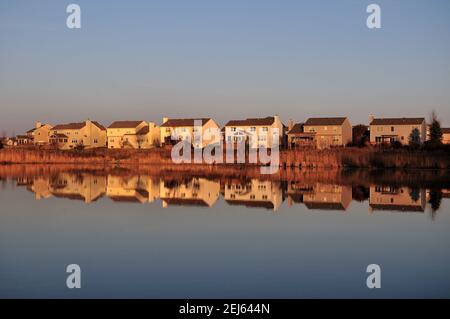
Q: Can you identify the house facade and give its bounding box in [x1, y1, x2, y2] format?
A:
[286, 123, 316, 149]
[107, 121, 160, 149]
[441, 128, 450, 144]
[224, 116, 284, 149]
[369, 185, 426, 213]
[27, 122, 53, 145]
[303, 117, 352, 149]
[160, 118, 220, 148]
[49, 120, 107, 150]
[369, 117, 426, 145]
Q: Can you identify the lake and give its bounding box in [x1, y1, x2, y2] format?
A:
[0, 165, 449, 298]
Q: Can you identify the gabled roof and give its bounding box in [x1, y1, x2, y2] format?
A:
[370, 118, 425, 125]
[287, 123, 304, 134]
[441, 128, 450, 134]
[160, 118, 210, 128]
[225, 116, 275, 127]
[26, 128, 36, 134]
[136, 126, 149, 135]
[52, 121, 105, 131]
[304, 117, 347, 126]
[108, 121, 145, 129]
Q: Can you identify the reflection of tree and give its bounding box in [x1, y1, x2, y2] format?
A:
[352, 186, 369, 202]
[428, 189, 442, 219]
[409, 188, 420, 202]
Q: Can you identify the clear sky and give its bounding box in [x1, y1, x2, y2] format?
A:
[1, 0, 449, 134]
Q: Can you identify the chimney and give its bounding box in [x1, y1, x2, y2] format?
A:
[163, 117, 169, 124]
[368, 115, 375, 125]
[288, 119, 294, 131]
[35, 121, 42, 129]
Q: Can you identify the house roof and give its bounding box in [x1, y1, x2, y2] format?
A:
[304, 117, 347, 126]
[225, 116, 275, 127]
[108, 121, 145, 129]
[50, 133, 68, 138]
[287, 123, 304, 134]
[136, 126, 149, 135]
[52, 121, 105, 131]
[160, 118, 210, 128]
[16, 135, 30, 139]
[441, 128, 450, 134]
[26, 128, 36, 134]
[370, 118, 425, 125]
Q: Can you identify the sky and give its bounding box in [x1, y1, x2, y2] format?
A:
[1, 0, 450, 135]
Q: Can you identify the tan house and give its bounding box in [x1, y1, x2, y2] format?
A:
[223, 179, 283, 211]
[302, 183, 352, 211]
[49, 172, 106, 203]
[160, 177, 220, 208]
[286, 123, 316, 149]
[50, 120, 107, 150]
[302, 117, 352, 149]
[369, 185, 426, 213]
[370, 117, 426, 145]
[107, 121, 160, 149]
[26, 122, 53, 145]
[442, 128, 450, 144]
[160, 118, 220, 148]
[16, 135, 33, 145]
[224, 116, 284, 149]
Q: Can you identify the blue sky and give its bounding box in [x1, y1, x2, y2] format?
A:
[1, 0, 449, 134]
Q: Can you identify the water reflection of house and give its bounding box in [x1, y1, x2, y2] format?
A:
[107, 175, 158, 204]
[49, 173, 106, 203]
[369, 185, 426, 213]
[301, 183, 352, 211]
[160, 178, 220, 208]
[29, 176, 52, 200]
[223, 179, 283, 211]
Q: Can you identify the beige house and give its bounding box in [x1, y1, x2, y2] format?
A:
[369, 185, 426, 213]
[369, 117, 426, 145]
[160, 177, 220, 208]
[107, 121, 160, 149]
[49, 173, 106, 203]
[302, 183, 352, 211]
[107, 175, 153, 204]
[224, 116, 284, 149]
[223, 179, 283, 211]
[160, 118, 220, 148]
[286, 123, 315, 149]
[26, 122, 53, 145]
[442, 128, 450, 144]
[303, 117, 352, 149]
[50, 120, 107, 150]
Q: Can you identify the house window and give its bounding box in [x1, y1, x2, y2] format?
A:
[250, 127, 256, 132]
[94, 139, 98, 144]
[262, 127, 268, 132]
[72, 139, 77, 143]
[391, 126, 394, 132]
[231, 127, 236, 132]
[165, 128, 170, 133]
[227, 136, 232, 142]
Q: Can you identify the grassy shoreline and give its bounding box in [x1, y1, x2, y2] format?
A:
[0, 146, 449, 169]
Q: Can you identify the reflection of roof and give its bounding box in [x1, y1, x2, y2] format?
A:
[304, 202, 347, 210]
[304, 117, 347, 126]
[108, 121, 144, 129]
[225, 117, 275, 127]
[288, 194, 304, 203]
[162, 198, 209, 206]
[370, 118, 425, 125]
[52, 193, 85, 201]
[109, 196, 143, 203]
[160, 118, 210, 128]
[369, 204, 424, 212]
[225, 200, 274, 210]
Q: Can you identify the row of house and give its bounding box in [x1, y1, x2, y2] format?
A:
[4, 115, 450, 150]
[16, 173, 444, 213]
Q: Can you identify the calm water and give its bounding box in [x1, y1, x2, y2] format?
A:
[0, 167, 449, 298]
